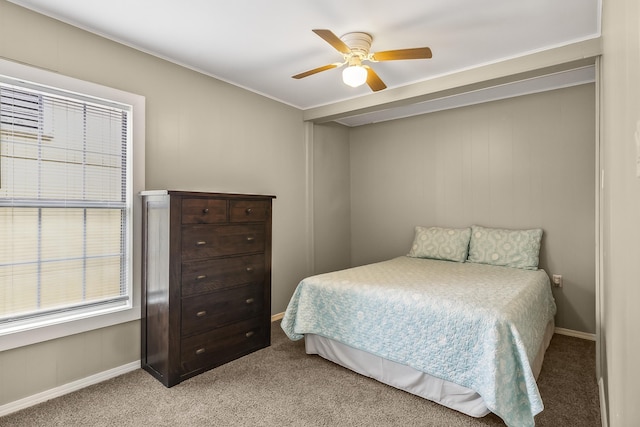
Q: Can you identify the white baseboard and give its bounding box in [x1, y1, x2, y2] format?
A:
[3, 315, 286, 417]
[554, 327, 596, 341]
[599, 376, 608, 427]
[271, 314, 596, 341]
[1, 320, 590, 419]
[0, 360, 140, 418]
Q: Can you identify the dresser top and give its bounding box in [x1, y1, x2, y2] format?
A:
[140, 190, 276, 199]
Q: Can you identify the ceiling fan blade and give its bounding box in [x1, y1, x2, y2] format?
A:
[312, 29, 352, 55]
[292, 63, 341, 79]
[365, 66, 387, 92]
[371, 47, 433, 61]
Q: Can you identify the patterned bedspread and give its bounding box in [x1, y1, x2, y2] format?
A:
[281, 256, 556, 427]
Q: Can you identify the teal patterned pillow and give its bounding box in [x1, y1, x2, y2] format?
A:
[407, 226, 471, 263]
[467, 225, 543, 270]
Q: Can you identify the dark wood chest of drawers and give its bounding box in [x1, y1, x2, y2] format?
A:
[140, 190, 275, 387]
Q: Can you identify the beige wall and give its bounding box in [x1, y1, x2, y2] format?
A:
[601, 0, 640, 425]
[0, 0, 309, 406]
[0, 321, 139, 406]
[349, 84, 596, 334]
[312, 123, 352, 274]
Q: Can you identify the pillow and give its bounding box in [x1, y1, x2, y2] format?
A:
[467, 225, 543, 270]
[407, 226, 471, 263]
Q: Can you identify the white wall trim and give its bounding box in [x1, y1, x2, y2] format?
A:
[304, 122, 315, 278]
[599, 376, 608, 427]
[336, 66, 596, 127]
[1, 313, 285, 417]
[555, 327, 596, 341]
[595, 55, 604, 382]
[0, 360, 140, 417]
[0, 322, 595, 418]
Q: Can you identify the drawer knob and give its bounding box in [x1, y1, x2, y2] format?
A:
[202, 208, 209, 214]
[196, 274, 207, 280]
[196, 240, 207, 246]
[245, 208, 253, 215]
[246, 267, 254, 272]
[246, 236, 255, 242]
[195, 348, 206, 355]
[245, 331, 255, 338]
[245, 298, 255, 304]
[196, 310, 207, 317]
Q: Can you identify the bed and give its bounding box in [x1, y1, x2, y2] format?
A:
[281, 225, 557, 427]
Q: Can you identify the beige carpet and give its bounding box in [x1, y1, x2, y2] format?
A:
[0, 321, 600, 426]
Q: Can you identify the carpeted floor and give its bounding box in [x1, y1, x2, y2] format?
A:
[0, 321, 600, 426]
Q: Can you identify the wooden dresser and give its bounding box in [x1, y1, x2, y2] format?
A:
[140, 190, 275, 387]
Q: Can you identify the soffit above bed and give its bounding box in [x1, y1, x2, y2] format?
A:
[333, 60, 598, 127]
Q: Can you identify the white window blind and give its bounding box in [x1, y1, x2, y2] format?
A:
[0, 81, 132, 326]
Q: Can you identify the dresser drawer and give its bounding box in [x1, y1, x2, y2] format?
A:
[181, 283, 264, 336]
[180, 317, 266, 374]
[182, 198, 227, 224]
[230, 200, 270, 223]
[182, 224, 265, 260]
[181, 254, 265, 297]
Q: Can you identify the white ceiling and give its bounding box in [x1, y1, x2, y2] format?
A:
[8, 0, 601, 121]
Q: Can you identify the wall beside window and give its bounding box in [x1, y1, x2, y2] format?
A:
[0, 0, 309, 409]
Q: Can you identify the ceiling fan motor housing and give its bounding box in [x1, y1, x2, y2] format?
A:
[341, 32, 373, 59]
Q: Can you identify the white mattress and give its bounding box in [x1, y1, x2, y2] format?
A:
[304, 319, 555, 418]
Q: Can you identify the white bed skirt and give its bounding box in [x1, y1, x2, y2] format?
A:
[304, 319, 555, 418]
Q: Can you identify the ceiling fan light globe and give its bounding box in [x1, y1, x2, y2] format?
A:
[342, 65, 367, 87]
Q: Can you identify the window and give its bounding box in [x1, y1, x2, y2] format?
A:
[0, 59, 145, 350]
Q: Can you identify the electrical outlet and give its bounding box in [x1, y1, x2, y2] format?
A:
[552, 274, 563, 288]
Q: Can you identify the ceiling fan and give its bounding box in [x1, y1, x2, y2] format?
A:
[292, 29, 432, 92]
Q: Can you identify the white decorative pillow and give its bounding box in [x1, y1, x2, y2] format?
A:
[467, 225, 543, 270]
[407, 226, 471, 263]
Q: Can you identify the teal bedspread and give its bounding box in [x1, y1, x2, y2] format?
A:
[281, 256, 556, 427]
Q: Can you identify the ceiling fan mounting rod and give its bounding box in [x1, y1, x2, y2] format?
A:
[347, 56, 362, 67]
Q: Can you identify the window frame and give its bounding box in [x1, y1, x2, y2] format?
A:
[0, 58, 145, 351]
